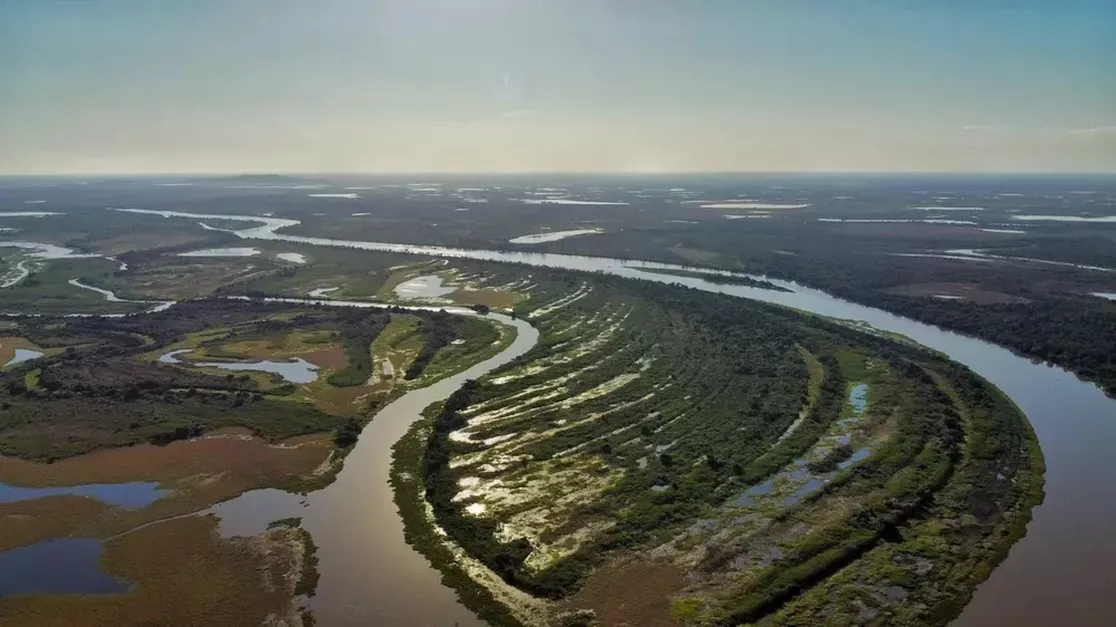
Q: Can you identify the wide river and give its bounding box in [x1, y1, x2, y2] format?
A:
[117, 210, 1116, 625]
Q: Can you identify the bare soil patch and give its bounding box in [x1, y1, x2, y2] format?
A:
[884, 282, 1030, 305]
[0, 433, 331, 487]
[567, 559, 687, 627]
[299, 345, 348, 370]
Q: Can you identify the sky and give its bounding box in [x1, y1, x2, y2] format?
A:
[1, 0, 1114, 175]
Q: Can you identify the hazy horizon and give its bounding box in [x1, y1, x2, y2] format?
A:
[6, 170, 1116, 180]
[2, 0, 1114, 175]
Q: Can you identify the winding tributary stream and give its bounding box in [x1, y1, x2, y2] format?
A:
[8, 208, 1116, 626]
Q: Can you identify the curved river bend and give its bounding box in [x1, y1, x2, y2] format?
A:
[212, 305, 536, 626]
[114, 209, 1116, 626]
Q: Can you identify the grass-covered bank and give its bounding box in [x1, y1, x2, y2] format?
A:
[0, 513, 316, 627]
[390, 400, 528, 627]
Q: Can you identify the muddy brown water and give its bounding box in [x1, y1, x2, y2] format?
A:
[212, 308, 536, 626]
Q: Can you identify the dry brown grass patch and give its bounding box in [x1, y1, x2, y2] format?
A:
[0, 435, 332, 551]
[299, 345, 348, 370]
[884, 282, 1030, 305]
[0, 514, 307, 627]
[566, 559, 686, 627]
[0, 336, 44, 367]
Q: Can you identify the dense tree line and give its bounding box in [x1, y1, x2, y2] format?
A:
[542, 222, 1116, 398]
[415, 263, 1042, 625]
[326, 311, 390, 386]
[404, 312, 466, 380]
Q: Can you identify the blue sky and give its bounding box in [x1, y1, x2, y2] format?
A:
[1, 0, 1113, 174]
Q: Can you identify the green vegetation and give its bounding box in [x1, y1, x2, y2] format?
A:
[0, 201, 1056, 626]
[404, 312, 473, 380]
[231, 247, 413, 301]
[517, 218, 1116, 398]
[641, 267, 791, 291]
[404, 264, 1043, 626]
[326, 311, 390, 386]
[0, 299, 504, 461]
[0, 257, 149, 315]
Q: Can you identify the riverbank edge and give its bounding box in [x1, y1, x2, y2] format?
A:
[941, 383, 1046, 626]
[390, 403, 530, 627]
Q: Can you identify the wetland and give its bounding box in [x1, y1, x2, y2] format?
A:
[0, 178, 1113, 626]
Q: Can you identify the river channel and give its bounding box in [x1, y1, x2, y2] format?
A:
[15, 208, 1116, 625]
[212, 306, 537, 626]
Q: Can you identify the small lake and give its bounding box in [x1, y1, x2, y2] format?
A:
[195, 358, 319, 383]
[393, 274, 456, 299]
[0, 480, 166, 508]
[276, 252, 307, 264]
[517, 199, 627, 206]
[508, 229, 603, 244]
[700, 202, 810, 209]
[159, 349, 319, 383]
[177, 247, 261, 258]
[1012, 214, 1116, 223]
[4, 348, 42, 367]
[0, 241, 97, 260]
[0, 539, 129, 597]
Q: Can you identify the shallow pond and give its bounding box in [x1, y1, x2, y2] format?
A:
[848, 383, 868, 414]
[508, 229, 603, 244]
[4, 348, 42, 367]
[0, 480, 166, 508]
[177, 247, 261, 257]
[0, 539, 129, 597]
[195, 358, 319, 383]
[735, 384, 874, 508]
[393, 274, 456, 299]
[276, 252, 307, 264]
[158, 349, 319, 383]
[733, 476, 777, 507]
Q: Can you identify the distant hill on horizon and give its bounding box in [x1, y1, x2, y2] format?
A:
[189, 173, 332, 186]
